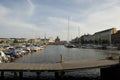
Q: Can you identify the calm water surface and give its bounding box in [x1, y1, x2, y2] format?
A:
[15, 45, 120, 63]
[12, 45, 120, 80]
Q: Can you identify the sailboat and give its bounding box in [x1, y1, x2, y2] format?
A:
[64, 17, 75, 48]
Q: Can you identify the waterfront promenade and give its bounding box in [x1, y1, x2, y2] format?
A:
[0, 59, 118, 79]
[1, 45, 120, 80]
[0, 60, 118, 71]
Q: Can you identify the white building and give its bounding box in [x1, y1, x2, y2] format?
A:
[93, 28, 117, 43]
[48, 37, 55, 43]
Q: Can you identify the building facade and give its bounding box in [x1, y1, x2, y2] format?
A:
[75, 28, 117, 45]
[55, 36, 60, 45]
[93, 28, 117, 45]
[15, 38, 28, 43]
[48, 37, 55, 43]
[28, 38, 42, 44]
[0, 38, 9, 43]
[111, 30, 120, 45]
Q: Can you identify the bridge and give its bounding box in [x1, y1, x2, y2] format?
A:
[0, 59, 119, 79]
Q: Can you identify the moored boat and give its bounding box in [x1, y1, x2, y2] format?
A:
[0, 51, 9, 63]
[64, 43, 76, 48]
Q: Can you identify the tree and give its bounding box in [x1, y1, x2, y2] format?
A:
[0, 41, 4, 43]
[13, 39, 18, 43]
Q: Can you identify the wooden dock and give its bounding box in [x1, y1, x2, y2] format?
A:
[0, 59, 119, 79]
[62, 60, 119, 70]
[0, 60, 118, 71]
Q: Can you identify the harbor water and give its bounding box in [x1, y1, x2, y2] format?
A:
[6, 45, 120, 80]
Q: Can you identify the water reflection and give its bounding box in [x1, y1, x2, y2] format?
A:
[15, 45, 120, 63]
[13, 45, 120, 80]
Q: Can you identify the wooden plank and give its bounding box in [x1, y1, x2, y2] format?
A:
[33, 63, 63, 70]
[62, 60, 119, 70]
[0, 63, 30, 70]
[0, 60, 118, 71]
[0, 63, 63, 71]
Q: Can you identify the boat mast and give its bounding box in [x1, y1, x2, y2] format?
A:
[67, 17, 70, 43]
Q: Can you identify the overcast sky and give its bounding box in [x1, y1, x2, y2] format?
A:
[0, 0, 120, 40]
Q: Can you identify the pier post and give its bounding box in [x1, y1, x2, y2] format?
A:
[55, 71, 65, 79]
[1, 71, 4, 79]
[55, 71, 59, 79]
[60, 54, 64, 63]
[119, 56, 120, 64]
[36, 72, 41, 79]
[100, 65, 120, 80]
[19, 72, 23, 79]
[14, 72, 18, 79]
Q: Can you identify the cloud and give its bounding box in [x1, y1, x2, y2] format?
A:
[1, 0, 120, 40]
[0, 4, 39, 33]
[44, 16, 87, 39]
[27, 0, 35, 17]
[47, 16, 86, 36]
[0, 17, 39, 31]
[69, 0, 95, 4]
[0, 16, 43, 38]
[0, 5, 10, 16]
[73, 0, 120, 34]
[47, 17, 84, 28]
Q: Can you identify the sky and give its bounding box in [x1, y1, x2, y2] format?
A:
[0, 0, 120, 40]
